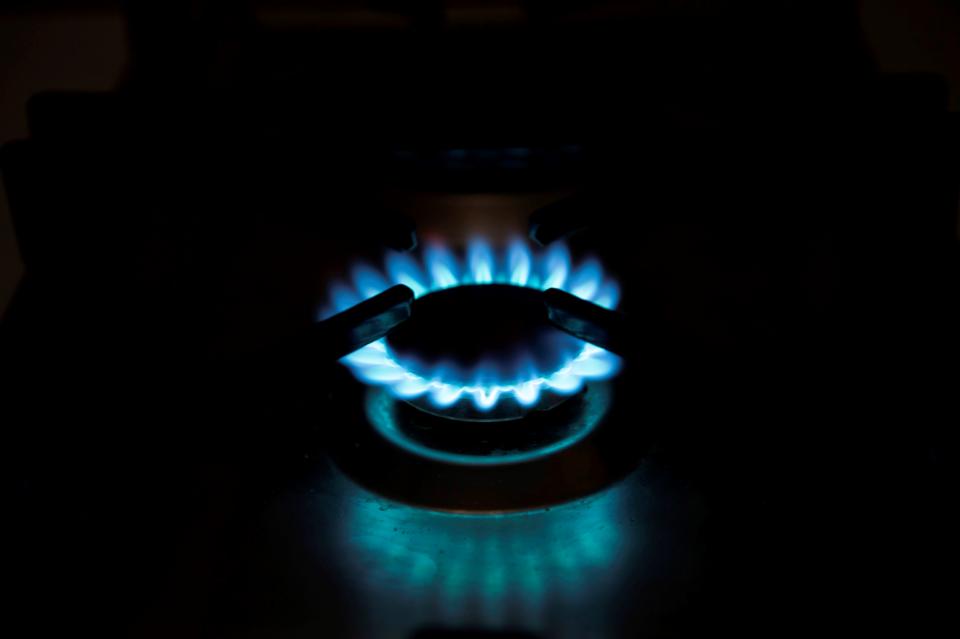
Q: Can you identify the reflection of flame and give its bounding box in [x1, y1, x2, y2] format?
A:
[333, 472, 640, 638]
[322, 236, 622, 412]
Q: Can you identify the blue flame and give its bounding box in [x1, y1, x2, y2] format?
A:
[322, 237, 622, 412]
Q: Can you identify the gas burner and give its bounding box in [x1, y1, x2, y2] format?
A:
[321, 237, 622, 418]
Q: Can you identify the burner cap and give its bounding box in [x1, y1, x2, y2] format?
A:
[386, 284, 582, 387]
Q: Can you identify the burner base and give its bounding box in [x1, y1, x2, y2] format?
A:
[369, 384, 608, 466]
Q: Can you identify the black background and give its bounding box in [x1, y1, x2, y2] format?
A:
[2, 2, 957, 637]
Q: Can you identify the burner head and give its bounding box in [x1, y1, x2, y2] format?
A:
[386, 284, 587, 420]
[387, 284, 582, 387]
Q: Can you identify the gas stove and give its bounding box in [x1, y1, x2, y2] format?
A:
[252, 235, 670, 638]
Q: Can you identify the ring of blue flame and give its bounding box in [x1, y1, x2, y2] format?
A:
[321, 237, 622, 413]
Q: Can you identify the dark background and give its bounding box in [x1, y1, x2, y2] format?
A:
[2, 2, 958, 638]
[3, 2, 960, 315]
